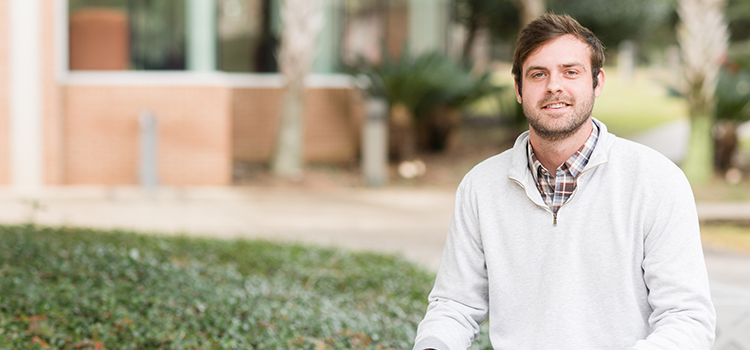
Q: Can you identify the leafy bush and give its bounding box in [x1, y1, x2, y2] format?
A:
[0, 225, 438, 349]
[353, 51, 506, 158]
[357, 51, 502, 122]
[716, 46, 750, 123]
[714, 44, 750, 170]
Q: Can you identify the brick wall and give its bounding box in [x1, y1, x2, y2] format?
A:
[0, 0, 8, 185]
[304, 88, 363, 162]
[231, 88, 280, 162]
[0, 4, 369, 187]
[65, 84, 361, 185]
[64, 86, 233, 185]
[232, 87, 363, 164]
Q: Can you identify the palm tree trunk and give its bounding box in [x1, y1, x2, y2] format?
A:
[714, 120, 739, 172]
[389, 103, 417, 162]
[682, 112, 715, 182]
[273, 83, 307, 179]
[515, 0, 545, 27]
[271, 0, 324, 179]
[461, 14, 480, 64]
[677, 0, 729, 183]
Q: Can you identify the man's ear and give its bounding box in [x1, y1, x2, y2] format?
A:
[514, 80, 522, 104]
[594, 68, 606, 98]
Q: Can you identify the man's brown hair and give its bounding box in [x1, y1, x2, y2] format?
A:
[512, 13, 605, 97]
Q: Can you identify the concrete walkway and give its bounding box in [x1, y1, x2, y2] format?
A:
[631, 118, 689, 164]
[0, 185, 749, 291]
[0, 186, 455, 271]
[630, 118, 750, 165]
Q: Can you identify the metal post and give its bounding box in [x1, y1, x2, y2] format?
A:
[363, 97, 389, 187]
[139, 111, 159, 190]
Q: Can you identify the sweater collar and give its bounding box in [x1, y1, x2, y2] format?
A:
[509, 117, 611, 190]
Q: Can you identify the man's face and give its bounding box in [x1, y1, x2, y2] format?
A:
[515, 35, 605, 142]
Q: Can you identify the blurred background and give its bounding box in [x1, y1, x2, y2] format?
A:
[1, 1, 750, 348]
[0, 0, 749, 189]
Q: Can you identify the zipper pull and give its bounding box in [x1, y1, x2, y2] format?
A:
[553, 213, 558, 226]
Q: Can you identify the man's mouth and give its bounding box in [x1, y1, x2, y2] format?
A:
[543, 102, 570, 109]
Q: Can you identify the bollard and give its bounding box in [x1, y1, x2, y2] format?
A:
[139, 111, 159, 190]
[362, 97, 388, 187]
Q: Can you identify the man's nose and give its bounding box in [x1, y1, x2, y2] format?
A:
[546, 74, 563, 94]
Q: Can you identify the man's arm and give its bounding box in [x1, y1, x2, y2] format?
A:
[631, 172, 716, 349]
[413, 179, 490, 350]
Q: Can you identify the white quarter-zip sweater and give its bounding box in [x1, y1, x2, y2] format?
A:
[413, 119, 716, 350]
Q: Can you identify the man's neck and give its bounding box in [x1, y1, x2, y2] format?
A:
[529, 119, 593, 172]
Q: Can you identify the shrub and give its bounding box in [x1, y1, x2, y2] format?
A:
[357, 52, 502, 122]
[0, 225, 438, 349]
[715, 44, 750, 166]
[352, 51, 506, 159]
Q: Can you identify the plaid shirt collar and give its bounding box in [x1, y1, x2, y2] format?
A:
[527, 121, 600, 213]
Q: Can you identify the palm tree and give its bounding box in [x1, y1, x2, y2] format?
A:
[677, 0, 730, 183]
[515, 0, 545, 27]
[714, 54, 750, 172]
[271, 0, 324, 179]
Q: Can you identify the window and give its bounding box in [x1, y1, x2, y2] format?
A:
[66, 0, 401, 74]
[217, 0, 279, 72]
[69, 0, 186, 70]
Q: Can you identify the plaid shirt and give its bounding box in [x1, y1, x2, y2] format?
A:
[528, 122, 599, 214]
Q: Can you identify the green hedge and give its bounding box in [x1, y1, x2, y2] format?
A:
[0, 225, 438, 349]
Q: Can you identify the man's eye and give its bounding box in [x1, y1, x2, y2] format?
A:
[531, 72, 545, 78]
[565, 70, 579, 76]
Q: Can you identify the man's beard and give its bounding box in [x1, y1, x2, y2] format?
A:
[523, 92, 595, 142]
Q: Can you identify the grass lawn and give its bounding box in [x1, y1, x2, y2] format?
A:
[701, 224, 750, 254]
[0, 221, 745, 349]
[592, 68, 687, 137]
[0, 225, 479, 350]
[693, 177, 750, 201]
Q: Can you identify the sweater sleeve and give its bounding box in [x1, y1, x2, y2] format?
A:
[630, 170, 716, 349]
[413, 179, 490, 350]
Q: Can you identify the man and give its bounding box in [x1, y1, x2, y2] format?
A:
[413, 13, 715, 350]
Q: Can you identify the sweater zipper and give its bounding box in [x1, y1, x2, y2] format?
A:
[511, 162, 604, 227]
[510, 178, 557, 225]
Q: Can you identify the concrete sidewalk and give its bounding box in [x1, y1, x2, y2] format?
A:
[0, 186, 456, 271]
[1, 185, 749, 291]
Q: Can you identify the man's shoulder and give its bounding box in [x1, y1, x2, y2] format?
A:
[454, 147, 524, 196]
[610, 135, 680, 167]
[466, 148, 515, 177]
[606, 134, 690, 184]
[593, 119, 683, 174]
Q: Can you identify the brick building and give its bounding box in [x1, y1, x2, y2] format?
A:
[0, 0, 449, 189]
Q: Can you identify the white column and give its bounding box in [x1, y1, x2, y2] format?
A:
[408, 0, 445, 55]
[186, 0, 217, 71]
[10, 0, 43, 190]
